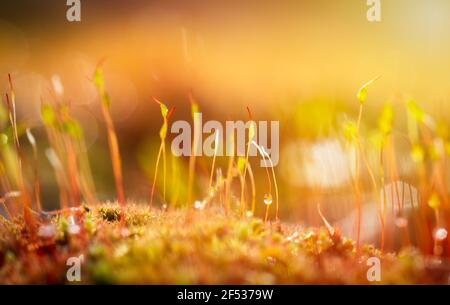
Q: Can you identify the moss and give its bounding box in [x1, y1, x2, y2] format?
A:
[99, 206, 121, 222]
[0, 203, 443, 284]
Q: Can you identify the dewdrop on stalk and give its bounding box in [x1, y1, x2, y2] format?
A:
[194, 200, 206, 210]
[434, 228, 448, 242]
[38, 224, 56, 239]
[394, 216, 408, 228]
[51, 74, 64, 97]
[67, 215, 80, 235]
[208, 129, 220, 199]
[264, 194, 273, 205]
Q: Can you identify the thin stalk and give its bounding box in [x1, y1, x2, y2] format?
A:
[360, 146, 384, 251]
[238, 169, 245, 214]
[41, 103, 70, 209]
[5, 76, 35, 231]
[26, 128, 41, 211]
[224, 133, 235, 214]
[379, 146, 387, 252]
[162, 141, 167, 203]
[247, 163, 256, 215]
[62, 135, 81, 206]
[150, 98, 173, 206]
[187, 94, 199, 207]
[317, 203, 335, 236]
[240, 107, 256, 214]
[170, 155, 180, 206]
[46, 148, 70, 209]
[262, 147, 280, 221]
[76, 136, 97, 205]
[101, 102, 125, 205]
[94, 69, 125, 206]
[208, 130, 219, 205]
[353, 103, 363, 252]
[150, 143, 164, 206]
[252, 141, 272, 222]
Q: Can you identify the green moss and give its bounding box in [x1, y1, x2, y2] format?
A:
[0, 203, 441, 284]
[99, 206, 121, 222]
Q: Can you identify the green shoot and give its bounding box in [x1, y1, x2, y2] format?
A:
[93, 67, 126, 207]
[25, 128, 41, 212]
[240, 107, 256, 215]
[41, 102, 69, 209]
[170, 154, 181, 206]
[150, 98, 175, 206]
[237, 156, 246, 214]
[208, 129, 220, 202]
[352, 76, 380, 252]
[5, 75, 35, 231]
[261, 146, 280, 221]
[0, 132, 17, 214]
[317, 203, 335, 237]
[251, 141, 272, 222]
[187, 92, 200, 206]
[45, 147, 70, 208]
[247, 162, 256, 215]
[224, 131, 235, 214]
[59, 108, 81, 207]
[375, 103, 394, 251]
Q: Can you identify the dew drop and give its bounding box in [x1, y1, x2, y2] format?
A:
[434, 228, 448, 241]
[68, 224, 80, 235]
[395, 216, 408, 228]
[263, 194, 273, 205]
[67, 215, 80, 235]
[194, 200, 206, 210]
[38, 224, 55, 238]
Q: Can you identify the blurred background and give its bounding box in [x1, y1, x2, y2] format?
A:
[1, 0, 450, 244]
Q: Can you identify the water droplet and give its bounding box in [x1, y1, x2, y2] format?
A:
[68, 224, 80, 235]
[67, 215, 80, 235]
[246, 211, 253, 217]
[162, 204, 167, 210]
[38, 224, 55, 238]
[114, 244, 129, 258]
[434, 228, 448, 241]
[266, 256, 276, 265]
[194, 200, 206, 210]
[264, 194, 273, 205]
[395, 216, 408, 228]
[286, 231, 299, 242]
[120, 228, 130, 238]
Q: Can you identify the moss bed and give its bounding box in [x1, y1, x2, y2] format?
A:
[0, 203, 448, 284]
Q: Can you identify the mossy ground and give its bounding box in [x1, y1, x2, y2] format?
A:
[0, 203, 446, 284]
